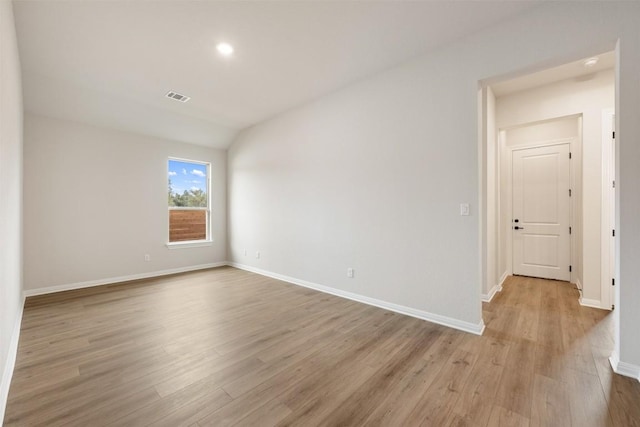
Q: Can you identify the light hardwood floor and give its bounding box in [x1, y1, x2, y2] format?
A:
[4, 268, 640, 426]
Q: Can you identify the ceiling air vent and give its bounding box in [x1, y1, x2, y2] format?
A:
[166, 91, 191, 103]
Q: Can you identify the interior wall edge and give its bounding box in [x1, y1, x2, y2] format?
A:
[0, 294, 25, 424]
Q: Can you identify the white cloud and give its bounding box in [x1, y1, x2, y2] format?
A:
[190, 186, 200, 192]
[191, 169, 206, 177]
[191, 180, 201, 184]
[168, 171, 177, 176]
[182, 168, 187, 175]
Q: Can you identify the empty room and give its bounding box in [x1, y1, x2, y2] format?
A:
[1, 1, 640, 426]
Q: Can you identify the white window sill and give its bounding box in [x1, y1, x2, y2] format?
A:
[166, 240, 213, 249]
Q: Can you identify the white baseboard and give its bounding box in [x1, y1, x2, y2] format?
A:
[579, 297, 607, 310]
[609, 351, 640, 382]
[481, 271, 507, 302]
[0, 294, 25, 423]
[482, 284, 501, 303]
[576, 279, 610, 310]
[23, 262, 228, 297]
[499, 271, 509, 286]
[228, 262, 485, 335]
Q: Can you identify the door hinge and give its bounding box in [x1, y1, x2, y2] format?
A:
[612, 304, 615, 310]
[569, 189, 572, 197]
[569, 226, 572, 235]
[569, 265, 572, 272]
[613, 229, 616, 237]
[569, 152, 572, 159]
[613, 180, 615, 188]
[612, 278, 615, 287]
[613, 131, 615, 139]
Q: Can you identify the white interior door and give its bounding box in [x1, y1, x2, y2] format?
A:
[512, 144, 571, 281]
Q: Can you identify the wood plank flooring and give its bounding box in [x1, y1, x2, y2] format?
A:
[4, 268, 640, 426]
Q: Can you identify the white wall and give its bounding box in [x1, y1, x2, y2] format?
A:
[229, 61, 483, 331]
[496, 69, 614, 307]
[23, 114, 227, 291]
[480, 85, 499, 301]
[228, 2, 640, 371]
[0, 0, 23, 419]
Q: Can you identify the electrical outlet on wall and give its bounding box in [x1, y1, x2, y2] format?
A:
[256, 251, 261, 259]
[347, 268, 354, 278]
[144, 254, 151, 262]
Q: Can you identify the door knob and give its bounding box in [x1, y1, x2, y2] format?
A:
[514, 226, 524, 230]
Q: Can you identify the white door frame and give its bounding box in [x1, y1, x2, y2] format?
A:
[505, 136, 577, 283]
[601, 109, 615, 310]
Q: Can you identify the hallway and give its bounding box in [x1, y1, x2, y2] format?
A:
[483, 275, 639, 426]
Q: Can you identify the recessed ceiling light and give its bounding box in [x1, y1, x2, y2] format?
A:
[216, 43, 234, 56]
[583, 57, 599, 68]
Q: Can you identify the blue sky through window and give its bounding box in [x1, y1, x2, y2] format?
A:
[168, 159, 208, 196]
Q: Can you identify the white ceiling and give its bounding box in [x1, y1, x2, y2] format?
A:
[13, 1, 539, 148]
[492, 50, 616, 97]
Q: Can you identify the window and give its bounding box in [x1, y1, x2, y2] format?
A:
[167, 158, 211, 245]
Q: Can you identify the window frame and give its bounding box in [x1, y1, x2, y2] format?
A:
[166, 157, 212, 248]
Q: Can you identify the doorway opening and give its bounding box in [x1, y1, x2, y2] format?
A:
[480, 50, 616, 312]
